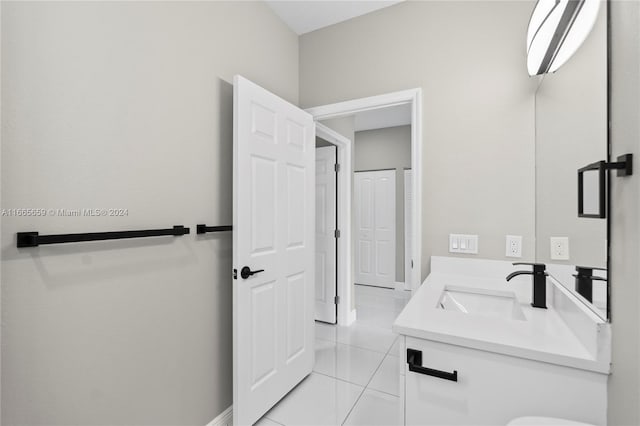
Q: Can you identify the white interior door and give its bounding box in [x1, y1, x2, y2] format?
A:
[315, 146, 337, 323]
[404, 169, 412, 290]
[354, 170, 396, 288]
[233, 75, 315, 426]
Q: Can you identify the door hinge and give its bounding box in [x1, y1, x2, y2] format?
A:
[411, 260, 413, 268]
[233, 268, 237, 280]
[334, 229, 341, 238]
[334, 163, 340, 172]
[334, 296, 340, 304]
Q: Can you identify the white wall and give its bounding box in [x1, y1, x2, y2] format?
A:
[354, 125, 411, 282]
[608, 0, 640, 423]
[1, 2, 298, 424]
[300, 1, 537, 280]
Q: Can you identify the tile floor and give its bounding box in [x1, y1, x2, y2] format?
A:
[257, 284, 411, 426]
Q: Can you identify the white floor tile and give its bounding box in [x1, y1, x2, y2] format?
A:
[368, 354, 401, 396]
[388, 336, 401, 359]
[355, 285, 410, 311]
[355, 286, 398, 309]
[355, 305, 399, 330]
[314, 339, 385, 386]
[255, 416, 283, 426]
[343, 388, 402, 426]
[392, 295, 411, 313]
[315, 321, 338, 342]
[264, 373, 364, 426]
[335, 323, 397, 354]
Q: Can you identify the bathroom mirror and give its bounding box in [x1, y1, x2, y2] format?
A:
[534, 2, 609, 319]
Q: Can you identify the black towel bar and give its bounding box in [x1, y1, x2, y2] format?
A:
[196, 224, 233, 234]
[17, 225, 190, 248]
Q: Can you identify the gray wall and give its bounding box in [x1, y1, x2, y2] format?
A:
[609, 0, 640, 423]
[535, 5, 607, 269]
[1, 2, 298, 424]
[300, 1, 537, 281]
[354, 125, 411, 283]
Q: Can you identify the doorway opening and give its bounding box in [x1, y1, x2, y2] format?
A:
[308, 89, 423, 326]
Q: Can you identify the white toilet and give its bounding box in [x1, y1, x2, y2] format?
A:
[508, 417, 596, 426]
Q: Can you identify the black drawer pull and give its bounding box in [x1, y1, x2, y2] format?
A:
[407, 349, 458, 382]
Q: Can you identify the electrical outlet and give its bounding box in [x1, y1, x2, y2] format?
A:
[550, 237, 570, 260]
[505, 235, 523, 258]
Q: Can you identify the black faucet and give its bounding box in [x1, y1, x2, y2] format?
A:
[506, 262, 548, 309]
[573, 266, 607, 303]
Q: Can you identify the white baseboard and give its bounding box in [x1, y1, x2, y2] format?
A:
[206, 406, 232, 426]
[394, 281, 405, 292]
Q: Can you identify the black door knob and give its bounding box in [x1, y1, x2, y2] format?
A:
[240, 266, 265, 279]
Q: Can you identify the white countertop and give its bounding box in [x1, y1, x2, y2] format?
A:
[392, 257, 611, 374]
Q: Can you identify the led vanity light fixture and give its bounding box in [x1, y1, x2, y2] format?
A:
[526, 0, 600, 76]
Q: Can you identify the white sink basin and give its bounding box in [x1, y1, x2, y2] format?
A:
[438, 286, 526, 321]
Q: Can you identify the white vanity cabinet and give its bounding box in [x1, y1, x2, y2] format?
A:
[394, 258, 611, 426]
[401, 336, 607, 426]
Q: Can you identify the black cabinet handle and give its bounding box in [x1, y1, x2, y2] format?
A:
[240, 266, 265, 279]
[407, 349, 458, 382]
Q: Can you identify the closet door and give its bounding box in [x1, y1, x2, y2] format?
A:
[355, 170, 396, 288]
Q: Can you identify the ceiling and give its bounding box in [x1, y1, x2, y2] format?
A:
[264, 1, 404, 35]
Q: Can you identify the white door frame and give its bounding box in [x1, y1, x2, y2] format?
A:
[404, 169, 413, 291]
[315, 123, 355, 325]
[307, 88, 423, 326]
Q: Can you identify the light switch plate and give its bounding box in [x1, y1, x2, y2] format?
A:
[449, 234, 478, 254]
[550, 237, 570, 260]
[506, 235, 523, 258]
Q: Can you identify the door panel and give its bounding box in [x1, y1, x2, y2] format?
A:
[286, 165, 306, 248]
[234, 75, 315, 426]
[315, 253, 326, 300]
[359, 241, 372, 274]
[286, 272, 306, 361]
[250, 157, 276, 254]
[315, 146, 337, 323]
[376, 240, 392, 275]
[355, 174, 375, 283]
[360, 178, 374, 229]
[355, 170, 396, 288]
[251, 281, 277, 386]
